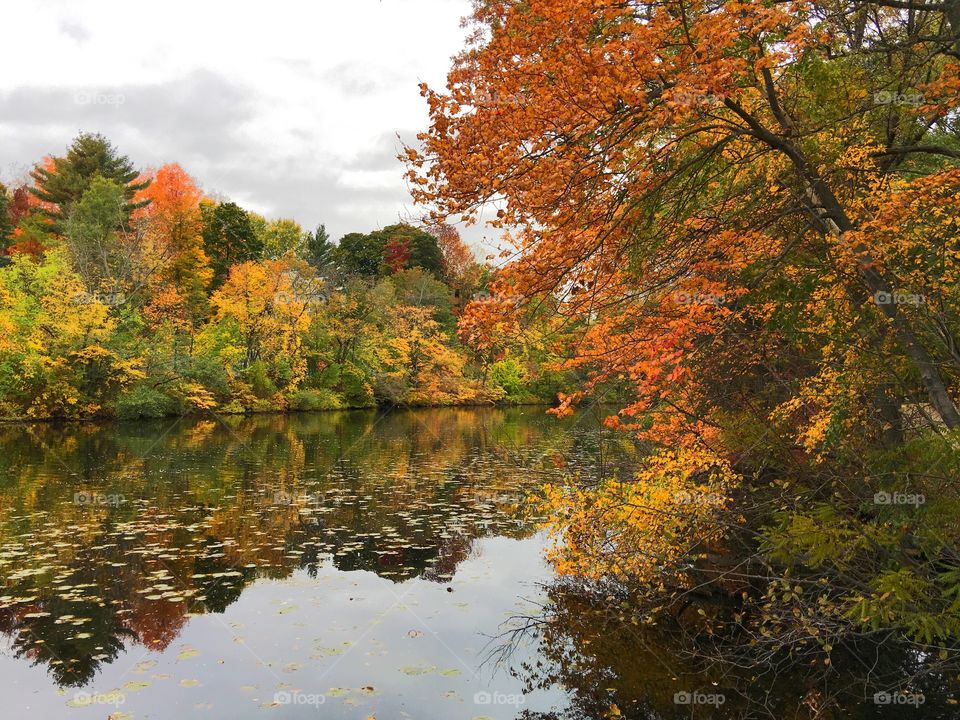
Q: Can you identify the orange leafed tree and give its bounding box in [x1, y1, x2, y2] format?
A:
[135, 163, 213, 320]
[408, 0, 960, 593]
[409, 0, 960, 441]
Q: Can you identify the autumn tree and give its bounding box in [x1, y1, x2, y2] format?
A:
[432, 224, 484, 303]
[410, 0, 960, 689]
[135, 163, 213, 320]
[8, 186, 32, 227]
[412, 0, 960, 430]
[383, 235, 412, 274]
[0, 249, 143, 417]
[248, 214, 307, 260]
[30, 133, 149, 231]
[209, 256, 321, 402]
[374, 304, 481, 405]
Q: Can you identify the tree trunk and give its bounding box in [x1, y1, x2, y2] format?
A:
[726, 94, 960, 430]
[806, 173, 960, 429]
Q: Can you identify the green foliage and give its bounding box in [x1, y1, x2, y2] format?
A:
[114, 384, 177, 420]
[333, 224, 444, 279]
[288, 387, 344, 411]
[29, 132, 148, 229]
[252, 216, 305, 259]
[334, 231, 384, 277]
[489, 356, 527, 400]
[375, 224, 443, 276]
[244, 361, 277, 399]
[338, 363, 375, 406]
[379, 268, 456, 329]
[201, 201, 263, 287]
[64, 177, 129, 290]
[0, 183, 12, 257]
[305, 223, 334, 272]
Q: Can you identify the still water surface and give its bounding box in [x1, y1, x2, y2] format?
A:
[0, 407, 638, 719]
[3, 408, 948, 719]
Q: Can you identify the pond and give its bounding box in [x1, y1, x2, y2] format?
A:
[1, 407, 955, 720]
[0, 407, 643, 720]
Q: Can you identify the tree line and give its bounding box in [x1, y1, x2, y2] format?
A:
[0, 133, 572, 420]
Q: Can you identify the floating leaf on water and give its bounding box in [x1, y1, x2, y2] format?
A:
[122, 680, 152, 692]
[312, 646, 344, 656]
[179, 679, 201, 687]
[399, 664, 436, 676]
[177, 647, 200, 661]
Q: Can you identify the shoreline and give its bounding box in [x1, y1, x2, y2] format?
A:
[0, 398, 562, 427]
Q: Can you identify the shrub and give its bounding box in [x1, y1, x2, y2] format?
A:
[489, 357, 528, 400]
[288, 387, 344, 411]
[114, 384, 176, 420]
[244, 361, 277, 399]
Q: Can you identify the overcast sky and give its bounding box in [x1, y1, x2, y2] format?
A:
[0, 0, 500, 252]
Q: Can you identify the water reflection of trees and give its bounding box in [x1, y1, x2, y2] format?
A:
[504, 584, 960, 720]
[0, 408, 632, 687]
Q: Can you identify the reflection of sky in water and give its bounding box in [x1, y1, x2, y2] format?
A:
[6, 534, 565, 719]
[0, 409, 633, 719]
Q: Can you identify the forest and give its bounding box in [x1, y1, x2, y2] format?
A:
[0, 134, 572, 420]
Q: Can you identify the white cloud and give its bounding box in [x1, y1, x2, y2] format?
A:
[0, 0, 501, 252]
